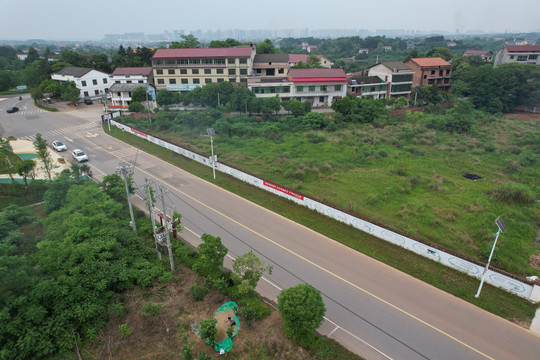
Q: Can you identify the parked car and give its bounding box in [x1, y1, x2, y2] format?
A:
[83, 98, 93, 105]
[6, 106, 19, 113]
[52, 140, 67, 152]
[72, 149, 88, 162]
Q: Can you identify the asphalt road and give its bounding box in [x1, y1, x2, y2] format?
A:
[2, 99, 540, 359]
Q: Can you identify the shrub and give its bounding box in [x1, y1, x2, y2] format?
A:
[518, 151, 537, 166]
[141, 302, 163, 317]
[197, 352, 212, 360]
[128, 101, 145, 113]
[306, 132, 326, 143]
[189, 283, 210, 301]
[182, 342, 194, 360]
[488, 183, 535, 204]
[199, 319, 218, 346]
[119, 323, 131, 339]
[159, 271, 173, 283]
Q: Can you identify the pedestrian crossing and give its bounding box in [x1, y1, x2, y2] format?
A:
[18, 122, 101, 142]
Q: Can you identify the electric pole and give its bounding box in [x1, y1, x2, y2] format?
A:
[116, 165, 137, 236]
[145, 178, 161, 261]
[157, 184, 175, 271]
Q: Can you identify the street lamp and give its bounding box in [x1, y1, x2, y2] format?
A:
[206, 128, 216, 179]
[475, 216, 506, 298]
[145, 85, 152, 123]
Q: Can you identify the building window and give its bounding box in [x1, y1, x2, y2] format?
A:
[95, 90, 100, 95]
[103, 78, 107, 84]
[178, 59, 188, 64]
[203, 59, 213, 64]
[205, 78, 212, 84]
[156, 69, 163, 75]
[84, 91, 89, 97]
[297, 86, 303, 92]
[192, 69, 199, 74]
[334, 85, 342, 91]
[240, 69, 247, 75]
[430, 70, 435, 75]
[423, 75, 427, 79]
[193, 78, 200, 84]
[157, 79, 164, 84]
[204, 68, 211, 74]
[308, 86, 315, 92]
[168, 69, 175, 75]
[256, 69, 262, 74]
[81, 80, 87, 86]
[239, 58, 247, 64]
[181, 79, 188, 84]
[115, 80, 120, 84]
[92, 79, 98, 85]
[517, 55, 528, 61]
[216, 68, 224, 74]
[217, 78, 224, 82]
[189, 59, 201, 64]
[138, 80, 143, 83]
[278, 68, 284, 74]
[126, 80, 132, 83]
[529, 55, 538, 60]
[510, 55, 515, 59]
[214, 59, 225, 64]
[320, 85, 327, 91]
[228, 58, 236, 64]
[229, 78, 236, 82]
[180, 69, 187, 74]
[228, 69, 236, 75]
[169, 79, 176, 84]
[319, 96, 325, 102]
[446, 69, 450, 75]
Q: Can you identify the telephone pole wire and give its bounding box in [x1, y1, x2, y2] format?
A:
[116, 165, 137, 236]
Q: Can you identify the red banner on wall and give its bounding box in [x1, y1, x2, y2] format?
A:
[131, 128, 148, 138]
[263, 181, 304, 200]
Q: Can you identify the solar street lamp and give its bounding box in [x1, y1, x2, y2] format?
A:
[475, 217, 506, 298]
[206, 128, 216, 179]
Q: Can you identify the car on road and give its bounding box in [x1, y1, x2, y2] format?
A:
[72, 149, 88, 162]
[52, 140, 67, 152]
[6, 106, 19, 113]
[83, 98, 93, 105]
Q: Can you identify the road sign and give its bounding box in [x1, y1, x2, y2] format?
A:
[495, 217, 506, 233]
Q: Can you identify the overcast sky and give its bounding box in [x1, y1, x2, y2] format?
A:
[1, 0, 539, 41]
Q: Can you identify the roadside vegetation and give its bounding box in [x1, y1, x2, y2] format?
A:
[0, 170, 361, 359]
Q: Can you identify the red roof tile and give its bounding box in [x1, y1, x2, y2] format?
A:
[153, 47, 254, 59]
[505, 45, 540, 52]
[289, 68, 346, 83]
[410, 57, 450, 67]
[111, 67, 153, 76]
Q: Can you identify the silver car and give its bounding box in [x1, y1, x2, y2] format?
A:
[52, 140, 67, 152]
[72, 149, 88, 162]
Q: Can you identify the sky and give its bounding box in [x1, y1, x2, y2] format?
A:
[1, 0, 539, 41]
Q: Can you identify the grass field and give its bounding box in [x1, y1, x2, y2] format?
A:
[105, 120, 539, 326]
[125, 110, 540, 277]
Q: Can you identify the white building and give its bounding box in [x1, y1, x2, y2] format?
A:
[51, 66, 111, 99]
[368, 61, 413, 98]
[108, 83, 156, 110]
[110, 67, 154, 85]
[493, 45, 540, 67]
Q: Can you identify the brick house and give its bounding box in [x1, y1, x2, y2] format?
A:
[405, 57, 452, 92]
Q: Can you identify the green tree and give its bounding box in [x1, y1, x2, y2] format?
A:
[257, 39, 279, 54]
[60, 81, 80, 103]
[232, 251, 273, 296]
[170, 34, 201, 49]
[425, 47, 453, 61]
[156, 89, 176, 106]
[209, 38, 243, 48]
[283, 99, 306, 117]
[277, 284, 326, 344]
[193, 234, 228, 279]
[199, 319, 217, 346]
[131, 86, 148, 102]
[128, 101, 145, 112]
[16, 159, 36, 187]
[33, 133, 53, 180]
[101, 173, 132, 202]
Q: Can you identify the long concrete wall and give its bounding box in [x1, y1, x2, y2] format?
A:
[111, 120, 540, 302]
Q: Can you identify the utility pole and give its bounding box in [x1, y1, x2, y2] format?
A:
[145, 86, 152, 123]
[116, 165, 137, 236]
[145, 178, 161, 261]
[157, 184, 175, 271]
[475, 217, 506, 298]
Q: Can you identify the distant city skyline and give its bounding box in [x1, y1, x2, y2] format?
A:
[1, 0, 539, 41]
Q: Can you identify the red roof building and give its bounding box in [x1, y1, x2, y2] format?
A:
[405, 57, 452, 92]
[463, 50, 494, 62]
[494, 45, 540, 67]
[288, 68, 346, 83]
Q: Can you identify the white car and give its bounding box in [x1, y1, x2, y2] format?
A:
[72, 149, 88, 162]
[52, 140, 67, 152]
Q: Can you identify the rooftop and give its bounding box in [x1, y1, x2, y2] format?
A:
[409, 57, 451, 67]
[348, 75, 384, 85]
[253, 54, 289, 63]
[109, 83, 150, 92]
[463, 50, 493, 56]
[376, 61, 412, 72]
[153, 47, 254, 59]
[289, 68, 346, 83]
[54, 66, 93, 77]
[288, 54, 331, 63]
[111, 67, 153, 76]
[505, 45, 540, 53]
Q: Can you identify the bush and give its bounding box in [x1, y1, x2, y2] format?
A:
[488, 183, 535, 204]
[141, 302, 163, 317]
[306, 132, 326, 143]
[197, 352, 212, 360]
[199, 318, 217, 346]
[128, 101, 145, 113]
[189, 283, 210, 301]
[518, 151, 537, 166]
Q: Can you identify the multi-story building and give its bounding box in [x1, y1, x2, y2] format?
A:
[405, 57, 452, 92]
[108, 83, 156, 109]
[347, 75, 388, 99]
[252, 54, 289, 77]
[51, 66, 110, 99]
[110, 67, 154, 85]
[493, 45, 540, 67]
[463, 50, 493, 63]
[367, 61, 413, 98]
[151, 46, 256, 91]
[247, 68, 347, 106]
